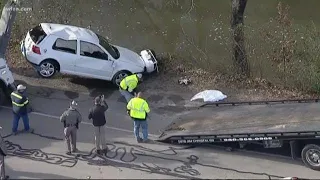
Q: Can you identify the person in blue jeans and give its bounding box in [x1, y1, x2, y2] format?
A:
[126, 92, 150, 143]
[10, 84, 34, 135]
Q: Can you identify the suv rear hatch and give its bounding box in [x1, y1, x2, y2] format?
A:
[22, 24, 47, 55]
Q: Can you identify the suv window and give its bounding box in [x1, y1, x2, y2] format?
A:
[96, 34, 120, 59]
[29, 24, 47, 44]
[52, 38, 77, 54]
[80, 41, 109, 60]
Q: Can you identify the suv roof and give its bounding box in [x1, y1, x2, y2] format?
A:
[40, 23, 99, 43]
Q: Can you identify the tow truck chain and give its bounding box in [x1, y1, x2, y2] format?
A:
[200, 98, 320, 107]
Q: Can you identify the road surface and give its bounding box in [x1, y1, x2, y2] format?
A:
[0, 88, 319, 179]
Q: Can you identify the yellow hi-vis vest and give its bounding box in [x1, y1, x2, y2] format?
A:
[10, 91, 29, 114]
[120, 74, 138, 92]
[127, 97, 150, 120]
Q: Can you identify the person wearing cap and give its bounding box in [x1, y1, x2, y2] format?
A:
[88, 95, 108, 154]
[60, 100, 82, 155]
[119, 73, 143, 103]
[127, 92, 150, 143]
[10, 84, 34, 135]
[0, 127, 9, 179]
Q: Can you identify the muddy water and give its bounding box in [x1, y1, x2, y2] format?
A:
[14, 0, 320, 73]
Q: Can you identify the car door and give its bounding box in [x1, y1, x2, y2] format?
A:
[74, 40, 114, 80]
[50, 38, 78, 73]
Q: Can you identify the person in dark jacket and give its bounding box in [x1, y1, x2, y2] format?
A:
[88, 95, 108, 154]
[11, 84, 34, 135]
[0, 126, 9, 180]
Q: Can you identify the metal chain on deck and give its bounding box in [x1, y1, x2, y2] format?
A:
[200, 98, 320, 107]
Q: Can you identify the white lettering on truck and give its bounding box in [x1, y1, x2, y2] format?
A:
[176, 137, 273, 144]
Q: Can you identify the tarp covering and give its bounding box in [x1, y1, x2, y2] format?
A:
[190, 90, 227, 102]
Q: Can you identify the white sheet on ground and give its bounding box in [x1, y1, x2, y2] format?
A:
[190, 90, 227, 102]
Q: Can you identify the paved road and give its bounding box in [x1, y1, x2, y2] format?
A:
[0, 88, 320, 179]
[22, 86, 188, 136]
[0, 108, 319, 179]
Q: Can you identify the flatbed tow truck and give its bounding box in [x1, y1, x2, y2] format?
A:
[157, 99, 320, 171]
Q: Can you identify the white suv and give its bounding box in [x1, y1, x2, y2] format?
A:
[20, 23, 158, 85]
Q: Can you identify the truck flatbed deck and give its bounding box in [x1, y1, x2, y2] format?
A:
[158, 102, 320, 141]
[157, 101, 320, 171]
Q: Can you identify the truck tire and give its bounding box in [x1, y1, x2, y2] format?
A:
[301, 144, 320, 171]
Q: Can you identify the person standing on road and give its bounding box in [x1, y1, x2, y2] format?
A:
[0, 126, 9, 180]
[88, 95, 109, 154]
[60, 100, 82, 155]
[119, 73, 143, 103]
[126, 92, 150, 143]
[11, 84, 34, 135]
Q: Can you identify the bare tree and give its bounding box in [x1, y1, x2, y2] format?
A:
[231, 0, 249, 77]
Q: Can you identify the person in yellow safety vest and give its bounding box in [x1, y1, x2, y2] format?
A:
[119, 73, 143, 103]
[126, 92, 150, 143]
[10, 84, 34, 135]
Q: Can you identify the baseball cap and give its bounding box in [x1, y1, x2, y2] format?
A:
[95, 96, 101, 104]
[136, 73, 142, 79]
[17, 84, 26, 91]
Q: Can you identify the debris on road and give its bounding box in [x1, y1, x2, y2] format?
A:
[178, 76, 192, 85]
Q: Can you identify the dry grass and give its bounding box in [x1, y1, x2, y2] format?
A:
[142, 52, 318, 102]
[5, 1, 320, 102]
[6, 36, 317, 102]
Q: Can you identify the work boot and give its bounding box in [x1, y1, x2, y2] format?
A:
[26, 128, 34, 133]
[142, 139, 150, 143]
[66, 151, 72, 155]
[12, 131, 17, 136]
[137, 137, 143, 143]
[1, 175, 9, 180]
[72, 148, 78, 153]
[96, 149, 102, 155]
[102, 148, 108, 154]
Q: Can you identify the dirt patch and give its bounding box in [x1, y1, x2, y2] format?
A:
[140, 54, 318, 102]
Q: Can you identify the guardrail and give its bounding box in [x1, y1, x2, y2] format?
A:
[199, 98, 320, 107]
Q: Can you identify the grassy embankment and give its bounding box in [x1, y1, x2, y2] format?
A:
[5, 1, 320, 99]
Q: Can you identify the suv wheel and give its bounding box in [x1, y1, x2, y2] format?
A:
[38, 60, 58, 78]
[112, 71, 131, 86]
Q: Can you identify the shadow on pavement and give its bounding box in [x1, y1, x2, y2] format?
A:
[68, 77, 117, 98]
[6, 166, 73, 179]
[14, 78, 116, 100]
